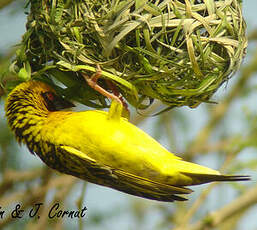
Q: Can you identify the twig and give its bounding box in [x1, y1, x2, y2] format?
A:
[77, 182, 87, 230]
[0, 0, 15, 9]
[0, 175, 76, 229]
[174, 183, 217, 230]
[174, 152, 237, 229]
[0, 168, 44, 195]
[186, 184, 257, 230]
[33, 176, 76, 230]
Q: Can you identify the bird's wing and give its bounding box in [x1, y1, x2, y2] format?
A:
[57, 145, 193, 202]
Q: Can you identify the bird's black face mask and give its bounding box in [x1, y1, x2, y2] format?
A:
[41, 92, 75, 111]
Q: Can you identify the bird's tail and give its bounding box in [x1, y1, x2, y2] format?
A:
[166, 159, 250, 185]
[182, 172, 250, 185]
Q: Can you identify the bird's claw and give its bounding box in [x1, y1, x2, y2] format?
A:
[82, 65, 130, 120]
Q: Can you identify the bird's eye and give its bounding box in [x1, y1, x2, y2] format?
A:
[41, 92, 57, 111]
[44, 92, 55, 101]
[41, 91, 74, 111]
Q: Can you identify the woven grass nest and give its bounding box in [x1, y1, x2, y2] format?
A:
[12, 0, 247, 110]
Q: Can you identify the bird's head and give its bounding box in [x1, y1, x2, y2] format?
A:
[5, 80, 74, 115]
[5, 80, 75, 144]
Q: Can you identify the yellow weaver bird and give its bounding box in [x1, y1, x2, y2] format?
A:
[5, 81, 249, 202]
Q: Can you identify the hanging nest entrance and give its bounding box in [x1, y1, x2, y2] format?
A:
[11, 0, 247, 110]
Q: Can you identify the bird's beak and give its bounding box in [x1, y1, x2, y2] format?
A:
[53, 95, 75, 110]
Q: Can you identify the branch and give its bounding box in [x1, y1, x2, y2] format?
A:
[186, 184, 257, 230]
[0, 0, 15, 9]
[174, 153, 238, 230]
[0, 168, 45, 195]
[0, 174, 76, 228]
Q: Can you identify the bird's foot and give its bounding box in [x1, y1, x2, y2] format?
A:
[82, 64, 122, 105]
[82, 64, 130, 119]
